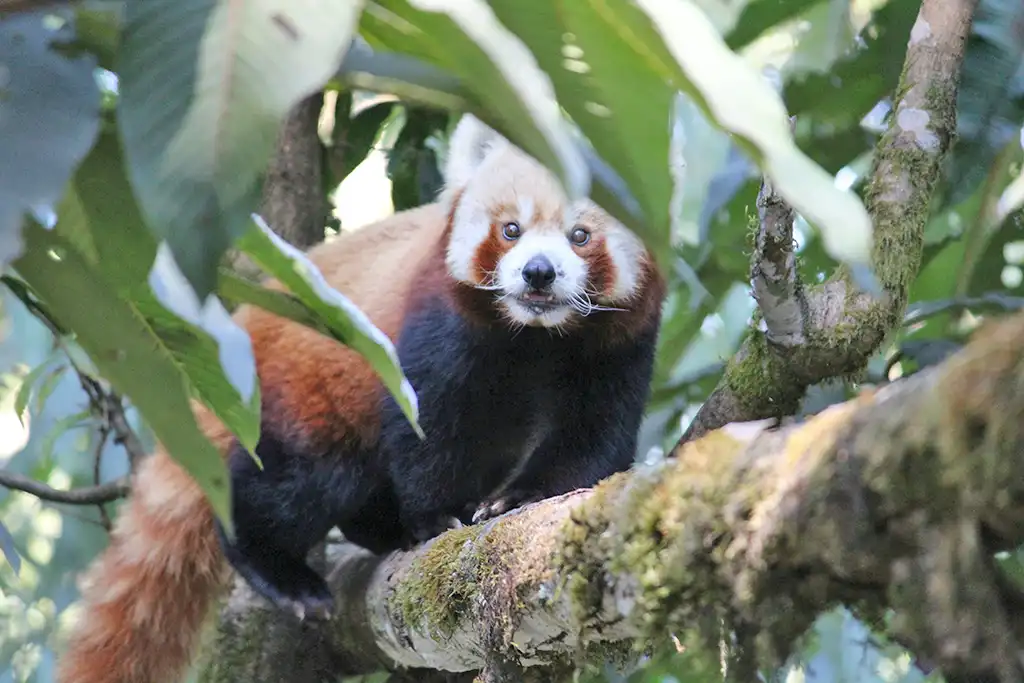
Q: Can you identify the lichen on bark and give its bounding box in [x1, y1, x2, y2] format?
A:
[680, 0, 979, 444]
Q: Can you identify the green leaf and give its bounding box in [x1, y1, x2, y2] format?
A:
[0, 10, 101, 266]
[33, 363, 68, 416]
[942, 0, 1024, 207]
[12, 223, 235, 532]
[368, 0, 590, 202]
[55, 126, 263, 454]
[339, 35, 467, 111]
[73, 0, 123, 71]
[629, 0, 872, 267]
[117, 0, 365, 298]
[726, 0, 822, 49]
[13, 353, 61, 425]
[486, 0, 674, 252]
[386, 106, 447, 211]
[236, 215, 423, 437]
[0, 520, 19, 576]
[327, 97, 395, 189]
[218, 271, 329, 334]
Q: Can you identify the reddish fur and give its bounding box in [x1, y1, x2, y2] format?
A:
[55, 199, 663, 683]
[470, 200, 519, 285]
[578, 234, 618, 299]
[56, 204, 450, 683]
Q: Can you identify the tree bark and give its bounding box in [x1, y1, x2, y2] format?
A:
[226, 93, 329, 281]
[202, 311, 1024, 681]
[680, 0, 979, 443]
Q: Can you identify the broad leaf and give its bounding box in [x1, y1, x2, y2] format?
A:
[56, 127, 262, 454]
[726, 0, 822, 49]
[236, 216, 423, 437]
[487, 0, 675, 252]
[12, 223, 234, 532]
[339, 35, 467, 111]
[117, 0, 364, 297]
[0, 10, 100, 267]
[631, 0, 872, 267]
[367, 0, 590, 201]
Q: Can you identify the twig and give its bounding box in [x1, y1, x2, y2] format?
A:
[92, 422, 113, 530]
[0, 470, 128, 505]
[677, 0, 979, 445]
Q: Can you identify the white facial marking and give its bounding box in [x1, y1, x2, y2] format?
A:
[573, 199, 646, 303]
[497, 231, 587, 327]
[603, 222, 646, 301]
[445, 198, 491, 283]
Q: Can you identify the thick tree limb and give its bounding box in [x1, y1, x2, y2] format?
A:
[680, 0, 979, 443]
[203, 311, 1024, 682]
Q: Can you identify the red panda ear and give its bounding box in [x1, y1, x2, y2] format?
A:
[443, 114, 508, 191]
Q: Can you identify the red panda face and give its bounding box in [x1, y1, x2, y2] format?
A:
[443, 130, 648, 329]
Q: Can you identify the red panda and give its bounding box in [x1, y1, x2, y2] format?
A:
[54, 115, 666, 683]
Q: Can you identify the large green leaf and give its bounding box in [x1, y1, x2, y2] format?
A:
[0, 10, 100, 267]
[629, 0, 872, 267]
[117, 0, 365, 298]
[236, 216, 423, 437]
[726, 0, 822, 49]
[11, 223, 234, 532]
[55, 127, 262, 454]
[486, 0, 674, 252]
[366, 0, 590, 202]
[941, 0, 1024, 207]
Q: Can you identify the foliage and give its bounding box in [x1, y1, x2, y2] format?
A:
[0, 0, 1023, 681]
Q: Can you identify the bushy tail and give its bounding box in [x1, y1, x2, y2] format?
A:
[57, 412, 232, 683]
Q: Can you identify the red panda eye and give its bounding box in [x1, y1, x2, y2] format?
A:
[501, 222, 521, 240]
[570, 227, 591, 246]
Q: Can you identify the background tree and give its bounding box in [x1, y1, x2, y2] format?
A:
[1, 0, 1024, 681]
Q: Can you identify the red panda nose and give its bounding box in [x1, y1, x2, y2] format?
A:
[522, 255, 557, 290]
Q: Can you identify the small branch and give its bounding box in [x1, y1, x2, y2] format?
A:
[0, 470, 128, 505]
[92, 422, 113, 530]
[200, 309, 1024, 682]
[679, 0, 979, 444]
[750, 117, 807, 347]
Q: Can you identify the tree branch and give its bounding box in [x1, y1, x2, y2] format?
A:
[203, 309, 1024, 682]
[750, 117, 807, 347]
[680, 0, 979, 443]
[0, 470, 128, 505]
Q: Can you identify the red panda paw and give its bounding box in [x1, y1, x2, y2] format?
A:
[403, 514, 465, 548]
[279, 591, 334, 622]
[471, 490, 542, 524]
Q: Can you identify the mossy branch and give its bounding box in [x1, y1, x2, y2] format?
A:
[203, 310, 1024, 682]
[680, 0, 980, 444]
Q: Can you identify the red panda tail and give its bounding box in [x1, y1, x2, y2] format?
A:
[55, 444, 229, 683]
